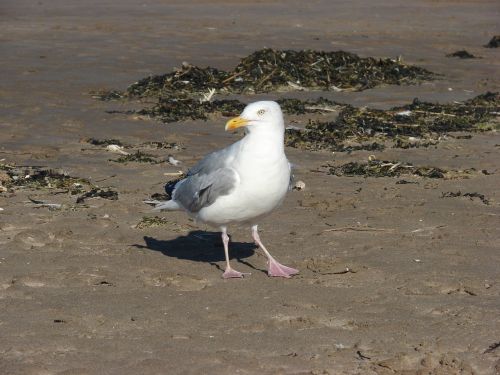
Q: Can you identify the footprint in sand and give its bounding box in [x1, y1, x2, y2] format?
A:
[140, 270, 210, 292]
[11, 229, 54, 249]
[270, 313, 356, 331]
[299, 256, 386, 288]
[375, 353, 475, 375]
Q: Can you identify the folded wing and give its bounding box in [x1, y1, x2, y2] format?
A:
[170, 145, 240, 213]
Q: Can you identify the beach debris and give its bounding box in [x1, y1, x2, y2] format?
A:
[484, 341, 500, 354]
[356, 351, 371, 360]
[0, 170, 12, 184]
[393, 137, 439, 149]
[293, 180, 306, 191]
[136, 98, 245, 123]
[139, 141, 183, 150]
[85, 138, 182, 151]
[484, 35, 500, 48]
[94, 49, 434, 123]
[76, 188, 118, 204]
[441, 191, 490, 205]
[85, 138, 125, 147]
[118, 49, 434, 100]
[326, 159, 476, 179]
[106, 144, 129, 155]
[1, 165, 89, 192]
[395, 179, 418, 185]
[446, 50, 478, 59]
[26, 197, 62, 210]
[137, 97, 343, 124]
[90, 89, 123, 101]
[135, 216, 191, 232]
[128, 63, 229, 98]
[286, 92, 500, 151]
[396, 110, 412, 116]
[101, 90, 499, 152]
[94, 280, 114, 286]
[167, 155, 181, 166]
[112, 151, 163, 164]
[199, 88, 216, 103]
[1, 163, 118, 206]
[135, 216, 172, 229]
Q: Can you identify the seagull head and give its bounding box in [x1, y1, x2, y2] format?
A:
[225, 101, 284, 134]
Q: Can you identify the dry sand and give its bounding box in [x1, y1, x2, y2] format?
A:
[1, 0, 499, 374]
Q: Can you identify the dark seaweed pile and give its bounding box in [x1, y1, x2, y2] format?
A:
[128, 64, 229, 98]
[76, 188, 119, 203]
[137, 99, 245, 123]
[0, 164, 118, 204]
[112, 151, 164, 164]
[286, 92, 500, 151]
[94, 49, 435, 126]
[135, 216, 172, 229]
[90, 90, 123, 101]
[484, 35, 500, 48]
[132, 92, 499, 152]
[137, 97, 341, 123]
[446, 50, 477, 59]
[328, 160, 451, 178]
[1, 165, 89, 193]
[96, 48, 434, 101]
[441, 191, 490, 205]
[85, 138, 183, 151]
[85, 138, 125, 146]
[225, 49, 434, 93]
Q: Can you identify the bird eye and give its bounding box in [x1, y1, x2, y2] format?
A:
[257, 109, 266, 116]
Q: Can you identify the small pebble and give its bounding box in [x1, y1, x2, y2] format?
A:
[396, 110, 412, 116]
[168, 155, 181, 166]
[293, 180, 306, 190]
[106, 144, 129, 155]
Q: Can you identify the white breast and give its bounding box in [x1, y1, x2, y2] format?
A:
[197, 139, 290, 226]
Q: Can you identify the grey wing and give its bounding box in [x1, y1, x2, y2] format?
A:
[173, 167, 238, 213]
[186, 144, 237, 177]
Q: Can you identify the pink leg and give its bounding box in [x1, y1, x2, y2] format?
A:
[251, 225, 299, 278]
[221, 227, 250, 279]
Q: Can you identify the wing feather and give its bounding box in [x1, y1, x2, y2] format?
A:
[168, 142, 241, 212]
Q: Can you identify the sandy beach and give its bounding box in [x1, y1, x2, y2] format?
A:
[1, 0, 499, 374]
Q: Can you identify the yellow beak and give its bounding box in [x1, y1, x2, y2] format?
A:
[225, 116, 249, 131]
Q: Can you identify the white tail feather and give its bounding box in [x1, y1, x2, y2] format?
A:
[151, 200, 181, 211]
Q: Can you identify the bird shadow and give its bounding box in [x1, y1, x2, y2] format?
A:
[133, 231, 262, 273]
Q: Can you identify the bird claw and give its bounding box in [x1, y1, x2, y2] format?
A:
[222, 268, 251, 279]
[268, 258, 299, 278]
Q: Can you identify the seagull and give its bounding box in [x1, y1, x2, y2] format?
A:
[153, 101, 299, 279]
